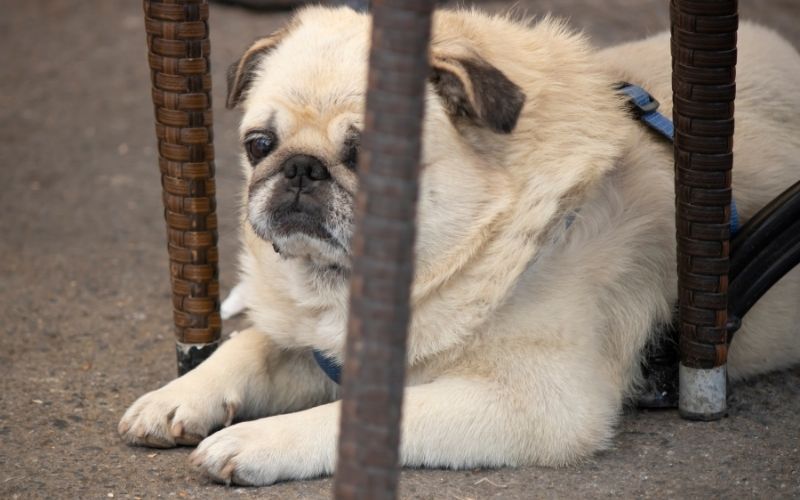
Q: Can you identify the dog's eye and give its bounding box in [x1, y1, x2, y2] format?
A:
[343, 143, 358, 170]
[342, 128, 360, 170]
[244, 132, 277, 165]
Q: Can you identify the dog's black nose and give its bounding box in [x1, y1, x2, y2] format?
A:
[282, 155, 330, 190]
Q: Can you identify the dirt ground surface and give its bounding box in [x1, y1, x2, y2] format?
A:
[2, 0, 799, 498]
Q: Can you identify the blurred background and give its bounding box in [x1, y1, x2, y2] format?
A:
[1, 1, 799, 498]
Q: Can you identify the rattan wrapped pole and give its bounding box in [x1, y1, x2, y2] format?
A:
[671, 0, 738, 420]
[333, 1, 434, 498]
[143, 0, 222, 375]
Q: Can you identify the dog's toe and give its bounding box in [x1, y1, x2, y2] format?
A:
[119, 385, 239, 449]
[118, 396, 178, 448]
[191, 424, 277, 486]
[170, 418, 208, 445]
[192, 436, 240, 485]
[135, 430, 175, 449]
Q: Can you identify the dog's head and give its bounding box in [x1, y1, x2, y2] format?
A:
[226, 7, 532, 276]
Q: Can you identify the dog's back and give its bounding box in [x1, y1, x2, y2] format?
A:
[598, 23, 800, 379]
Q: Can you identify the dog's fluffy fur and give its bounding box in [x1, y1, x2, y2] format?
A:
[119, 7, 800, 485]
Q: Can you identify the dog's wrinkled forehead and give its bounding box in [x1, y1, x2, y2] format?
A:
[228, 7, 371, 124]
[227, 6, 526, 137]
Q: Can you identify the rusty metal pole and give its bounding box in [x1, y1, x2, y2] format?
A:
[671, 0, 738, 420]
[333, 0, 434, 498]
[143, 0, 222, 375]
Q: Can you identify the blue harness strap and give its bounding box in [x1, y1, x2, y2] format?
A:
[313, 349, 342, 384]
[730, 198, 740, 235]
[616, 83, 674, 141]
[616, 82, 740, 235]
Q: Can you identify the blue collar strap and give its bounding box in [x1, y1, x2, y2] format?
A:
[616, 82, 675, 141]
[312, 83, 742, 385]
[313, 349, 342, 384]
[616, 82, 739, 235]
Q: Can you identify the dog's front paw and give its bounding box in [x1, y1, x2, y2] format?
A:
[189, 411, 336, 486]
[118, 379, 239, 449]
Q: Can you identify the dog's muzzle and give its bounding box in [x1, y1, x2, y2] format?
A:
[263, 154, 334, 241]
[282, 154, 330, 189]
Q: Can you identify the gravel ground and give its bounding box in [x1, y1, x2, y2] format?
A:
[1, 1, 799, 498]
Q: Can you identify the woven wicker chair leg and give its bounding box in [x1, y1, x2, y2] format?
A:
[143, 0, 222, 375]
[333, 1, 435, 498]
[671, 0, 738, 420]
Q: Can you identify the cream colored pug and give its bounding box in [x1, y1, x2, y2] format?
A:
[119, 6, 800, 486]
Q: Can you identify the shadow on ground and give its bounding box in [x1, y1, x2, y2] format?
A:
[1, 0, 798, 498]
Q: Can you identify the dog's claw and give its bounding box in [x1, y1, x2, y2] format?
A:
[188, 449, 202, 467]
[171, 421, 184, 437]
[220, 462, 237, 483]
[117, 420, 130, 435]
[224, 401, 237, 427]
[141, 433, 175, 449]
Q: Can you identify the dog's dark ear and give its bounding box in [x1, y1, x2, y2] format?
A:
[226, 29, 288, 109]
[429, 55, 525, 134]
